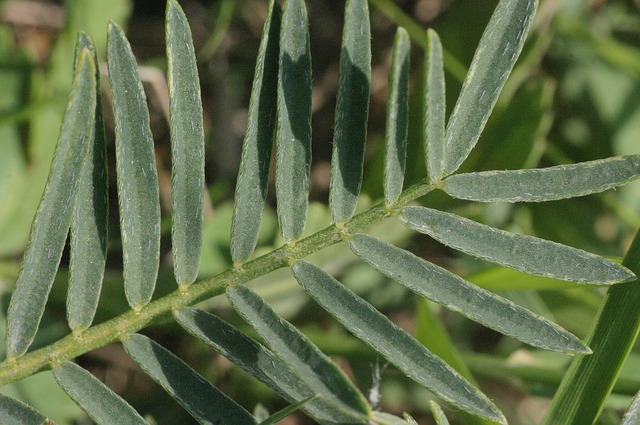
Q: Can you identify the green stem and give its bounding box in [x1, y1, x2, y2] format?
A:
[0, 181, 435, 386]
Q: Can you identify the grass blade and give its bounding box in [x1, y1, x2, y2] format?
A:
[349, 234, 590, 354]
[226, 285, 370, 423]
[329, 0, 371, 222]
[424, 29, 445, 183]
[444, 155, 640, 202]
[0, 393, 47, 425]
[258, 395, 318, 425]
[123, 333, 257, 425]
[174, 307, 362, 424]
[276, 0, 312, 242]
[383, 27, 410, 206]
[400, 206, 635, 284]
[5, 50, 96, 359]
[53, 361, 146, 425]
[443, 0, 538, 175]
[108, 22, 161, 309]
[291, 260, 505, 423]
[622, 390, 640, 425]
[541, 230, 640, 425]
[429, 401, 451, 425]
[231, 0, 281, 264]
[67, 32, 108, 333]
[166, 0, 205, 287]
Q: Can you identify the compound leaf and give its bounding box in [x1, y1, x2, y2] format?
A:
[53, 361, 146, 425]
[5, 50, 96, 358]
[444, 155, 640, 202]
[166, 0, 205, 287]
[349, 234, 590, 354]
[291, 260, 505, 424]
[123, 333, 256, 425]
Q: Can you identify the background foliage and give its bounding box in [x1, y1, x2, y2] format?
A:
[0, 0, 640, 423]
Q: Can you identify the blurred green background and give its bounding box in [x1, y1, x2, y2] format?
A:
[0, 0, 639, 423]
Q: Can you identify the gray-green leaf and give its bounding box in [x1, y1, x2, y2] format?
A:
[622, 389, 640, 425]
[166, 0, 205, 287]
[123, 333, 256, 425]
[0, 393, 47, 425]
[5, 49, 96, 358]
[443, 155, 640, 202]
[349, 234, 590, 354]
[291, 260, 505, 423]
[231, 0, 281, 263]
[424, 29, 446, 183]
[67, 32, 108, 333]
[174, 307, 362, 425]
[108, 22, 161, 309]
[383, 27, 410, 206]
[400, 206, 634, 284]
[329, 0, 371, 222]
[443, 0, 538, 175]
[276, 0, 312, 241]
[53, 361, 146, 425]
[226, 285, 370, 423]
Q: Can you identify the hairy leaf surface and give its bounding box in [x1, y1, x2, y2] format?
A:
[330, 0, 371, 222]
[226, 285, 370, 423]
[53, 361, 146, 425]
[622, 390, 640, 425]
[444, 155, 640, 202]
[67, 33, 108, 333]
[349, 234, 590, 353]
[123, 333, 256, 425]
[0, 393, 47, 425]
[231, 0, 281, 263]
[108, 22, 161, 309]
[291, 260, 505, 423]
[276, 0, 312, 241]
[166, 0, 205, 287]
[424, 29, 446, 183]
[5, 50, 96, 358]
[383, 27, 410, 205]
[443, 0, 538, 175]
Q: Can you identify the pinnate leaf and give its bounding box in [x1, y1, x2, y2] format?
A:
[291, 260, 505, 423]
[166, 0, 205, 287]
[231, 0, 281, 263]
[349, 234, 590, 354]
[443, 0, 538, 175]
[424, 29, 446, 183]
[400, 206, 635, 284]
[5, 49, 96, 358]
[0, 393, 47, 425]
[123, 333, 256, 425]
[53, 361, 146, 425]
[330, 0, 371, 222]
[108, 22, 161, 309]
[444, 155, 640, 202]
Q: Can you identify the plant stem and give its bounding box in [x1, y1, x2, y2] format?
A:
[0, 181, 435, 386]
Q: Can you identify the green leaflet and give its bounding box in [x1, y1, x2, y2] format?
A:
[400, 206, 634, 284]
[231, 0, 281, 264]
[5, 50, 96, 359]
[276, 0, 312, 242]
[329, 0, 371, 222]
[291, 260, 505, 423]
[424, 29, 445, 183]
[258, 395, 317, 425]
[443, 155, 640, 202]
[166, 0, 205, 287]
[53, 361, 146, 425]
[67, 32, 108, 333]
[123, 333, 257, 425]
[349, 234, 590, 354]
[226, 285, 370, 423]
[108, 22, 160, 309]
[622, 390, 640, 425]
[370, 411, 414, 425]
[174, 307, 361, 425]
[443, 0, 538, 175]
[429, 401, 451, 425]
[383, 27, 410, 206]
[0, 393, 47, 425]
